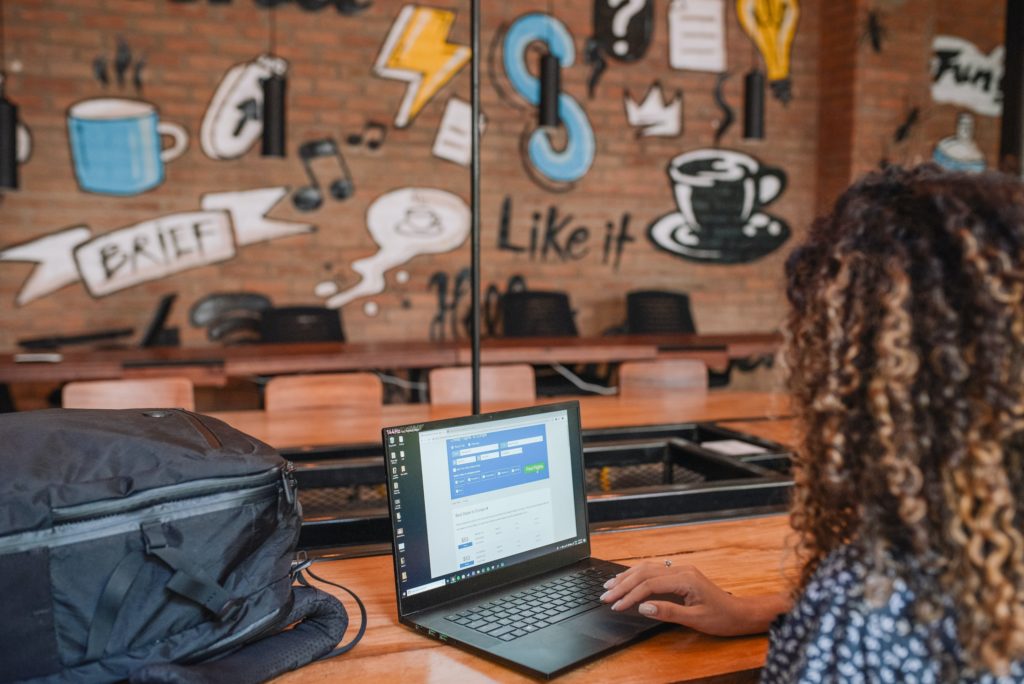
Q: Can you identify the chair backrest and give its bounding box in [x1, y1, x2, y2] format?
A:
[626, 290, 697, 334]
[259, 306, 344, 344]
[62, 377, 195, 410]
[428, 364, 537, 405]
[264, 372, 383, 412]
[617, 359, 708, 397]
[501, 291, 578, 337]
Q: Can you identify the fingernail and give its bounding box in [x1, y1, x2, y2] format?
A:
[603, 578, 617, 589]
[599, 591, 611, 602]
[611, 600, 623, 611]
[638, 603, 657, 616]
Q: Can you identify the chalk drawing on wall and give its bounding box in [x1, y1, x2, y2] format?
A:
[933, 112, 986, 173]
[737, 0, 800, 103]
[201, 55, 289, 161]
[624, 84, 682, 137]
[253, 0, 373, 13]
[879, 105, 922, 167]
[347, 120, 388, 150]
[0, 187, 312, 305]
[647, 149, 790, 264]
[432, 97, 486, 166]
[93, 37, 144, 92]
[863, 10, 886, 53]
[67, 98, 188, 196]
[586, 0, 654, 94]
[712, 72, 735, 145]
[931, 36, 1003, 117]
[428, 268, 470, 341]
[503, 13, 596, 190]
[314, 280, 340, 298]
[374, 5, 471, 129]
[593, 0, 654, 60]
[324, 188, 470, 309]
[668, 0, 727, 72]
[292, 138, 355, 212]
[17, 122, 31, 164]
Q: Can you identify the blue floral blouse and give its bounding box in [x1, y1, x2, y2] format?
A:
[761, 545, 1024, 683]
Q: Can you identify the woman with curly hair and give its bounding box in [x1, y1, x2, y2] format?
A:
[600, 166, 1024, 681]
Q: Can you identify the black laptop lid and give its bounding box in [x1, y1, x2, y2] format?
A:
[382, 401, 591, 616]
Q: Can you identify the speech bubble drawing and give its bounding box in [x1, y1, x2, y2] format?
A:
[325, 187, 470, 309]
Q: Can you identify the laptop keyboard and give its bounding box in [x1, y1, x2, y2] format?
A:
[443, 566, 616, 642]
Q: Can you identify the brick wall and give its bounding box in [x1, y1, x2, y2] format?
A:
[0, 0, 1006, 353]
[818, 0, 1006, 211]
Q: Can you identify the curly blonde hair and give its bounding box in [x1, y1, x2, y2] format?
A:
[783, 165, 1024, 674]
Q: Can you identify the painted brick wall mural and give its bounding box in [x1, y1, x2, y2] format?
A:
[0, 0, 1006, 350]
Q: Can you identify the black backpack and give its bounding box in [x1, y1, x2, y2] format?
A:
[0, 408, 364, 683]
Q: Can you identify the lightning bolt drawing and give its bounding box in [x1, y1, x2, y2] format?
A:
[374, 5, 471, 129]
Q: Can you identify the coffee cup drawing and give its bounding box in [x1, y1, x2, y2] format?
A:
[67, 98, 188, 196]
[648, 149, 790, 264]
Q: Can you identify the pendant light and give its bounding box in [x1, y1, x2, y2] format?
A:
[538, 52, 560, 129]
[0, 2, 18, 189]
[742, 39, 765, 140]
[261, 2, 286, 157]
[537, 0, 561, 129]
[743, 68, 765, 139]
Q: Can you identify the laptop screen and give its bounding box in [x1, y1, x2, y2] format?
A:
[383, 401, 591, 614]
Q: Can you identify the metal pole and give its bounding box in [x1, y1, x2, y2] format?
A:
[470, 0, 481, 414]
[1000, 0, 1024, 175]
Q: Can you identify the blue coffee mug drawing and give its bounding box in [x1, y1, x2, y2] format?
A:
[67, 98, 188, 196]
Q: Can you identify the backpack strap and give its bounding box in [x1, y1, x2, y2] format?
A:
[295, 563, 367, 657]
[142, 523, 240, 620]
[85, 551, 148, 660]
[130, 585, 351, 684]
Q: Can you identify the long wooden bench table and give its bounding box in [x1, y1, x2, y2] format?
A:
[0, 333, 779, 390]
[210, 391, 792, 449]
[207, 391, 798, 682]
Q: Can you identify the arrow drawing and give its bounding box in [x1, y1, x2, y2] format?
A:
[233, 98, 261, 137]
[374, 5, 471, 129]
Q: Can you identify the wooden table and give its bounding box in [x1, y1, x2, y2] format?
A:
[210, 391, 792, 449]
[207, 391, 798, 683]
[0, 333, 780, 390]
[278, 515, 796, 684]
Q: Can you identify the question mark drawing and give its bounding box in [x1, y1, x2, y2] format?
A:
[610, 0, 645, 56]
[592, 0, 653, 62]
[324, 188, 470, 309]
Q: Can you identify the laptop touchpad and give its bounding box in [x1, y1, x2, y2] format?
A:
[577, 609, 657, 643]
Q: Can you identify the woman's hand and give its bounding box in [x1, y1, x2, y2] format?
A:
[598, 561, 791, 637]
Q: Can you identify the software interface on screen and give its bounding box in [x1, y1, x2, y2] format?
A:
[384, 407, 586, 599]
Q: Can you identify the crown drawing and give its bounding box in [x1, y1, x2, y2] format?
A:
[624, 84, 683, 138]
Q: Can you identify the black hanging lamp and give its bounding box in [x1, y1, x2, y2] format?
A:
[261, 2, 286, 157]
[537, 0, 561, 129]
[538, 51, 561, 129]
[0, 2, 18, 190]
[743, 68, 765, 140]
[742, 37, 765, 141]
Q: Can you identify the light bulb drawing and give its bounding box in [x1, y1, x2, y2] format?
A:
[736, 0, 800, 103]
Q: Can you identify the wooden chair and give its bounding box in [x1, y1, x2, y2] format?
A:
[62, 377, 195, 410]
[617, 359, 708, 398]
[263, 372, 383, 411]
[428, 364, 537, 406]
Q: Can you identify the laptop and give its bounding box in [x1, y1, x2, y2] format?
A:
[381, 400, 665, 678]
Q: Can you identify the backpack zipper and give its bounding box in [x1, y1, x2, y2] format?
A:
[50, 467, 283, 524]
[0, 482, 284, 555]
[176, 409, 223, 449]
